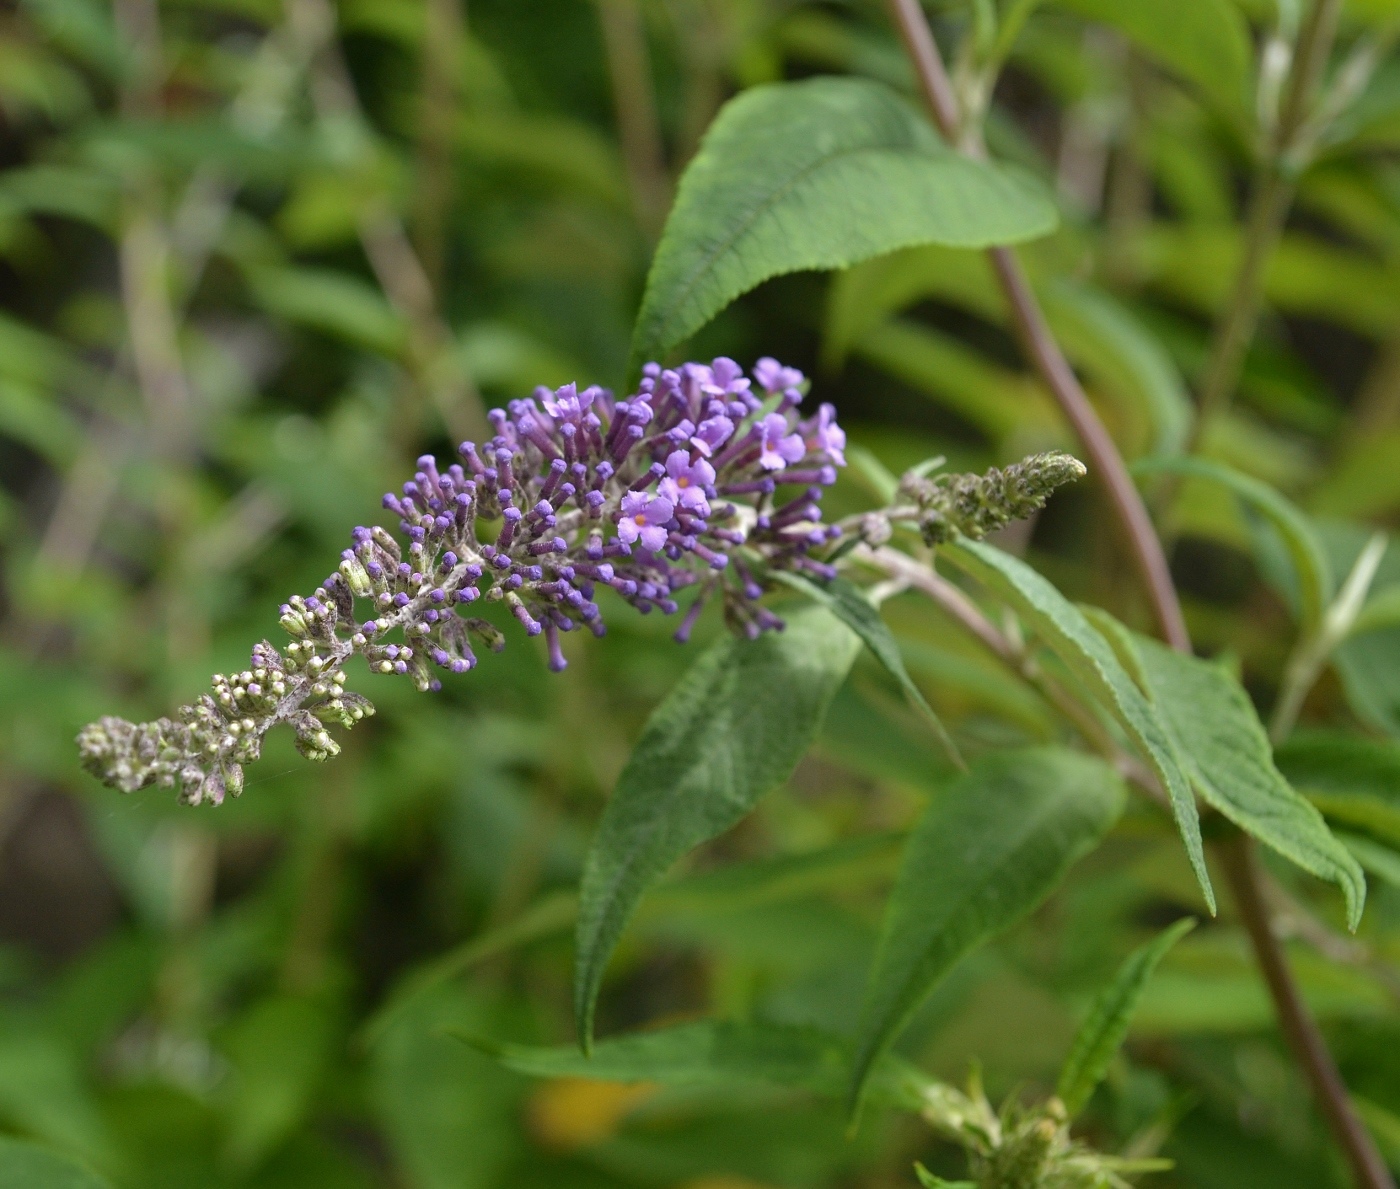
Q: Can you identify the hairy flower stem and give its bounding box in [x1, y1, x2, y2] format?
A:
[886, 5, 1395, 1186]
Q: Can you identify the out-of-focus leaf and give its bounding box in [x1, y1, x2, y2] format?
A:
[467, 1020, 929, 1112]
[773, 573, 962, 764]
[1313, 429, 1400, 519]
[0, 1138, 110, 1189]
[1052, 0, 1251, 120]
[20, 0, 124, 78]
[850, 318, 1060, 445]
[1337, 832, 1400, 889]
[1133, 455, 1333, 632]
[0, 164, 115, 228]
[1123, 633, 1365, 928]
[370, 986, 525, 1189]
[849, 747, 1125, 1111]
[0, 1023, 111, 1165]
[458, 112, 629, 209]
[220, 994, 336, 1170]
[1056, 918, 1195, 1115]
[0, 379, 81, 465]
[575, 606, 860, 1049]
[631, 77, 1057, 369]
[1042, 279, 1192, 457]
[245, 266, 407, 355]
[1276, 731, 1400, 847]
[942, 538, 1213, 910]
[1333, 627, 1400, 739]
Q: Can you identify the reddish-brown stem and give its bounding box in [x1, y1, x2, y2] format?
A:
[1222, 832, 1396, 1189]
[885, 3, 1394, 1185]
[986, 247, 1191, 651]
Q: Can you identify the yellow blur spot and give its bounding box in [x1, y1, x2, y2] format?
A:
[527, 1077, 656, 1149]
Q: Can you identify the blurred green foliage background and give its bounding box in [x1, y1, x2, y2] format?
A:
[4, 0, 1400, 1186]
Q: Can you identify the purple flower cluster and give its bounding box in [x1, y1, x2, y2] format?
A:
[78, 358, 847, 804]
[361, 355, 847, 677]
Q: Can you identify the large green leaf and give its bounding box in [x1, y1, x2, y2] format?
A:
[1127, 634, 1365, 928]
[467, 1020, 928, 1113]
[773, 572, 963, 766]
[0, 1140, 110, 1189]
[1056, 918, 1196, 1116]
[941, 538, 1214, 910]
[1133, 456, 1333, 633]
[849, 747, 1125, 1111]
[630, 77, 1057, 368]
[1053, 0, 1251, 121]
[575, 606, 860, 1049]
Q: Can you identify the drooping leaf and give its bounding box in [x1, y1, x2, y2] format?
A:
[1132, 455, 1333, 632]
[941, 538, 1213, 910]
[1056, 918, 1196, 1116]
[1053, 0, 1251, 121]
[1126, 633, 1366, 929]
[849, 747, 1125, 1111]
[0, 1139, 111, 1189]
[465, 1020, 929, 1113]
[575, 606, 860, 1050]
[630, 76, 1057, 369]
[772, 572, 963, 767]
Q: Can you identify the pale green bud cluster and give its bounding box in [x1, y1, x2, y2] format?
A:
[901, 451, 1088, 546]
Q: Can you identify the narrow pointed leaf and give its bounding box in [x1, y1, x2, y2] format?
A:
[1128, 633, 1366, 930]
[773, 572, 963, 767]
[1056, 917, 1196, 1116]
[942, 538, 1214, 911]
[849, 747, 1126, 1112]
[575, 606, 860, 1050]
[631, 77, 1057, 369]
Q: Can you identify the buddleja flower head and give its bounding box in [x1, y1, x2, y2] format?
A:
[78, 357, 847, 805]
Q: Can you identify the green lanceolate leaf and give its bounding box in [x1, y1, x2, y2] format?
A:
[849, 747, 1125, 1113]
[942, 538, 1214, 912]
[1127, 634, 1366, 930]
[574, 605, 860, 1050]
[465, 1019, 930, 1113]
[630, 76, 1057, 370]
[0, 1139, 111, 1189]
[1132, 456, 1333, 633]
[1056, 917, 1196, 1116]
[772, 572, 964, 768]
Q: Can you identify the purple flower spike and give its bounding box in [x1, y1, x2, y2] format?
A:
[757, 413, 806, 471]
[617, 491, 675, 552]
